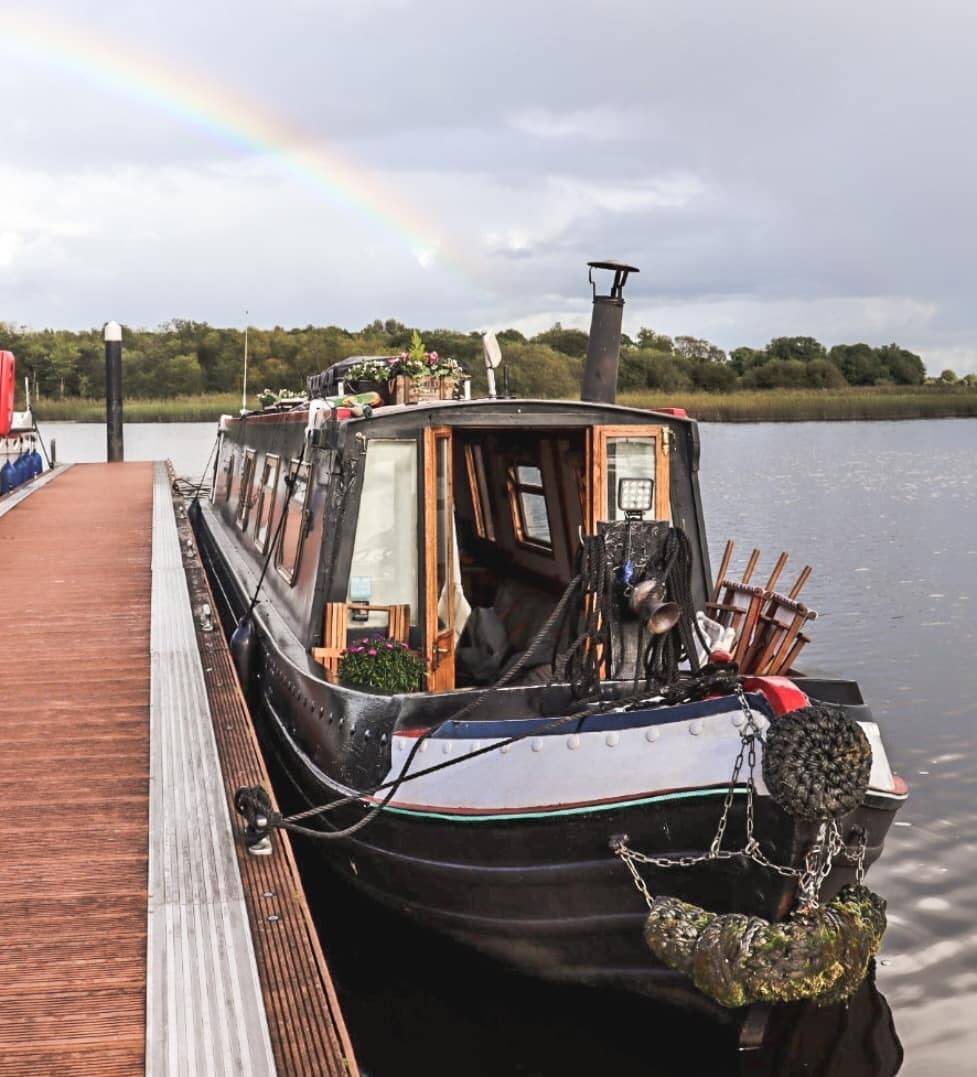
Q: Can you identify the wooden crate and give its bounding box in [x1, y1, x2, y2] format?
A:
[389, 375, 457, 404]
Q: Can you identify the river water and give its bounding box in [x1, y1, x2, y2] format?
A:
[40, 417, 977, 1075]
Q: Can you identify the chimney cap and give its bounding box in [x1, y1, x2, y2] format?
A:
[587, 260, 640, 274]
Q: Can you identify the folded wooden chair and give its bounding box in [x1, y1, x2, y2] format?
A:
[312, 602, 410, 682]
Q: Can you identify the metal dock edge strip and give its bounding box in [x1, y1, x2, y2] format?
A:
[147, 462, 277, 1075]
[0, 462, 73, 518]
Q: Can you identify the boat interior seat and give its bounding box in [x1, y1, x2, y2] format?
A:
[457, 577, 561, 686]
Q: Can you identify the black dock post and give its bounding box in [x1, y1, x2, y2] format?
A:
[104, 320, 124, 462]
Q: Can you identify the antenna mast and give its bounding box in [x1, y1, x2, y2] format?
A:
[241, 310, 249, 415]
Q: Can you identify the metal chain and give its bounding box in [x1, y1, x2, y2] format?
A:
[612, 687, 869, 909]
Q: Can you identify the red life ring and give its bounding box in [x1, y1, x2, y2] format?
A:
[0, 352, 15, 437]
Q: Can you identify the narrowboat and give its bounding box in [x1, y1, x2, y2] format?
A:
[191, 261, 906, 1018]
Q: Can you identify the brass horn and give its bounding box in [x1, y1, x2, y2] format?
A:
[629, 579, 683, 636]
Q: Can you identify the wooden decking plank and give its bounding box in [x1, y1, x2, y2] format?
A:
[0, 463, 152, 1075]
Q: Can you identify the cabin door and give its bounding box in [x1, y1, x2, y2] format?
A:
[423, 427, 457, 692]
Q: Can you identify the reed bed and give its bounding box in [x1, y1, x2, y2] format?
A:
[618, 386, 977, 422]
[34, 393, 243, 423]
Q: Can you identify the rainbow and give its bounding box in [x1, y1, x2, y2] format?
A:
[0, 11, 470, 279]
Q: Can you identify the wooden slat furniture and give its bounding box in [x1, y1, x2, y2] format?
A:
[706, 540, 817, 674]
[312, 601, 411, 681]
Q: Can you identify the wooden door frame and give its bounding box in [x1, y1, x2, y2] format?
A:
[587, 425, 672, 529]
[423, 426, 456, 692]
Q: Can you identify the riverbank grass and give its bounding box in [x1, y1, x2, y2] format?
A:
[29, 386, 977, 423]
[34, 393, 243, 423]
[619, 386, 977, 421]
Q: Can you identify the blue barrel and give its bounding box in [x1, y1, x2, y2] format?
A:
[0, 459, 12, 494]
[29, 446, 42, 477]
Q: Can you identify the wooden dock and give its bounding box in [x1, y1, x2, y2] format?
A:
[0, 463, 357, 1076]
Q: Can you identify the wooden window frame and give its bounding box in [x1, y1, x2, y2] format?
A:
[220, 446, 236, 502]
[464, 442, 495, 542]
[236, 448, 257, 528]
[274, 459, 313, 586]
[507, 460, 553, 553]
[587, 425, 672, 530]
[424, 427, 456, 692]
[251, 452, 282, 554]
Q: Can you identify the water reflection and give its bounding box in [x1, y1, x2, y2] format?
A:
[296, 847, 902, 1077]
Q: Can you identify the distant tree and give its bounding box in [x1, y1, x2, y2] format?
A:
[496, 328, 527, 344]
[728, 347, 766, 376]
[503, 343, 582, 398]
[939, 368, 959, 383]
[674, 335, 726, 364]
[875, 343, 926, 385]
[766, 336, 827, 363]
[531, 325, 589, 358]
[636, 328, 674, 353]
[829, 343, 883, 386]
[804, 358, 847, 389]
[690, 362, 737, 392]
[746, 358, 809, 389]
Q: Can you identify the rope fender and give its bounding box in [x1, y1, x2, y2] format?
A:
[762, 702, 873, 821]
[643, 884, 887, 1008]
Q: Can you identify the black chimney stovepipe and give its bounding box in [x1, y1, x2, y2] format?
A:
[580, 260, 639, 405]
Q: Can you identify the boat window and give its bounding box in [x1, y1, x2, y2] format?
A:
[275, 459, 312, 584]
[220, 448, 236, 502]
[464, 443, 495, 541]
[509, 462, 552, 549]
[348, 440, 418, 624]
[605, 437, 656, 521]
[236, 448, 257, 528]
[252, 453, 281, 553]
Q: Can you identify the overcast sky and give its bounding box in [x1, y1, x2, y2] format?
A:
[2, 0, 976, 372]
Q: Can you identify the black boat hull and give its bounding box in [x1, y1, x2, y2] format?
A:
[194, 500, 902, 1016]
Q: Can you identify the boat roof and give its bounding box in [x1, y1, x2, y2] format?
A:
[234, 397, 693, 428]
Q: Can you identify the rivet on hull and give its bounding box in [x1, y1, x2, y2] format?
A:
[567, 734, 581, 750]
[645, 727, 660, 743]
[605, 732, 619, 747]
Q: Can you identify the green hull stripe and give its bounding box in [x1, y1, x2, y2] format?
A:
[378, 786, 750, 824]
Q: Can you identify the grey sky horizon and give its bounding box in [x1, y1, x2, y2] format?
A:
[2, 0, 976, 374]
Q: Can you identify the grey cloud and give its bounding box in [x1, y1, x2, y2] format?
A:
[1, 1, 977, 371]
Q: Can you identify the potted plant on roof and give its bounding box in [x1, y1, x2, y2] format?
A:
[389, 331, 466, 404]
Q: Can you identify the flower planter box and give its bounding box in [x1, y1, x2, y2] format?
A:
[390, 375, 457, 404]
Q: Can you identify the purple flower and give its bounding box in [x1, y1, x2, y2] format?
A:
[349, 646, 364, 654]
[385, 642, 394, 649]
[368, 648, 377, 657]
[429, 351, 438, 361]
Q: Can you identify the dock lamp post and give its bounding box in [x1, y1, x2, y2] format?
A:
[104, 320, 124, 462]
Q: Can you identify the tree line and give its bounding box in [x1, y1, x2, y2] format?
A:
[0, 318, 969, 402]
